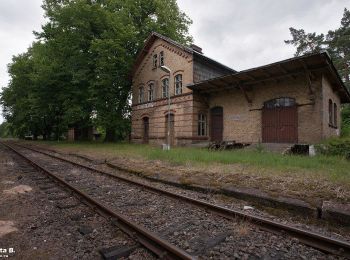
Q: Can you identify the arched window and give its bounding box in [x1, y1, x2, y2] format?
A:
[138, 86, 144, 103]
[264, 97, 295, 109]
[148, 83, 154, 101]
[329, 99, 333, 125]
[159, 51, 164, 66]
[162, 78, 169, 98]
[333, 103, 337, 127]
[175, 74, 182, 95]
[198, 113, 207, 136]
[153, 54, 157, 68]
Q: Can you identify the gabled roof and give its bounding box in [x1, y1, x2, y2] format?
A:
[187, 52, 350, 103]
[131, 32, 235, 77]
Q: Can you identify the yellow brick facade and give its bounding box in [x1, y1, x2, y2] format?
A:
[207, 76, 326, 144]
[131, 35, 345, 146]
[131, 38, 198, 145]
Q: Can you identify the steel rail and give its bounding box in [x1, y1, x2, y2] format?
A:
[9, 141, 350, 258]
[1, 141, 194, 260]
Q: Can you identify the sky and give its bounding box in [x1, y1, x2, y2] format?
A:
[0, 0, 348, 123]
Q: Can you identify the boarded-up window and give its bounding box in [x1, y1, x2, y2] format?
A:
[329, 99, 333, 125]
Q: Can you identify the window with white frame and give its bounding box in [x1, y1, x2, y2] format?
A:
[153, 54, 157, 68]
[175, 74, 182, 95]
[162, 78, 169, 98]
[139, 86, 144, 103]
[148, 83, 154, 101]
[159, 51, 164, 66]
[198, 113, 207, 136]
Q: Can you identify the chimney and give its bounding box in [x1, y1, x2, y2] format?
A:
[190, 44, 203, 54]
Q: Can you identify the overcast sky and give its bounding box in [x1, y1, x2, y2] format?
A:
[0, 0, 348, 123]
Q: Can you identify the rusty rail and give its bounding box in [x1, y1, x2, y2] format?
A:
[8, 141, 350, 258]
[1, 141, 194, 260]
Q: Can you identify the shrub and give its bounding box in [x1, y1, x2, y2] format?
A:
[341, 104, 350, 137]
[316, 137, 350, 158]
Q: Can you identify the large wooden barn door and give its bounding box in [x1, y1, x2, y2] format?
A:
[143, 117, 149, 144]
[210, 107, 223, 142]
[262, 98, 298, 143]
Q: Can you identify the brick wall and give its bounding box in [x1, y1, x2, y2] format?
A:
[207, 75, 324, 144]
[131, 37, 344, 146]
[321, 75, 341, 138]
[131, 38, 195, 145]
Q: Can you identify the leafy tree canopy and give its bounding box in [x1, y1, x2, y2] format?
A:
[285, 8, 350, 89]
[285, 8, 350, 137]
[1, 0, 192, 141]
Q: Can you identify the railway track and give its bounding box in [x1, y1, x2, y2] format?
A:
[1, 142, 192, 260]
[0, 144, 152, 259]
[2, 141, 350, 259]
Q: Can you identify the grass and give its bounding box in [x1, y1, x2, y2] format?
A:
[28, 141, 350, 184]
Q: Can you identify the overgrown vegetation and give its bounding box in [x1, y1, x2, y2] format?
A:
[34, 141, 350, 184]
[0, 122, 11, 138]
[0, 0, 192, 141]
[316, 137, 350, 158]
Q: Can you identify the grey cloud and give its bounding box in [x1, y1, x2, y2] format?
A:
[0, 0, 348, 123]
[0, 0, 44, 123]
[178, 0, 348, 70]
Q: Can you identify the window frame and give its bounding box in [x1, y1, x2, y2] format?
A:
[138, 86, 144, 103]
[162, 78, 169, 98]
[152, 54, 157, 69]
[197, 113, 207, 136]
[264, 97, 295, 109]
[174, 74, 183, 95]
[148, 83, 154, 102]
[159, 51, 164, 66]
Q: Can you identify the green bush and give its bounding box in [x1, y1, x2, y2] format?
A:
[316, 137, 350, 158]
[341, 104, 350, 137]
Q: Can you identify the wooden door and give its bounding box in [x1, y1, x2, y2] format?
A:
[165, 114, 175, 146]
[143, 117, 149, 144]
[262, 98, 298, 143]
[210, 107, 223, 142]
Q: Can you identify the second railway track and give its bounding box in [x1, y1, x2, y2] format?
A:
[3, 141, 350, 259]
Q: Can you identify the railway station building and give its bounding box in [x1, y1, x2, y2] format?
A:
[130, 32, 350, 146]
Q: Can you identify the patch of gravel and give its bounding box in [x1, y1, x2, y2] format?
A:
[0, 144, 155, 260]
[15, 145, 348, 259]
[35, 147, 350, 243]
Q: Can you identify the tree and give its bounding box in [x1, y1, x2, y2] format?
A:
[1, 0, 192, 141]
[327, 8, 350, 87]
[284, 28, 325, 56]
[285, 8, 350, 89]
[0, 122, 11, 138]
[285, 8, 350, 137]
